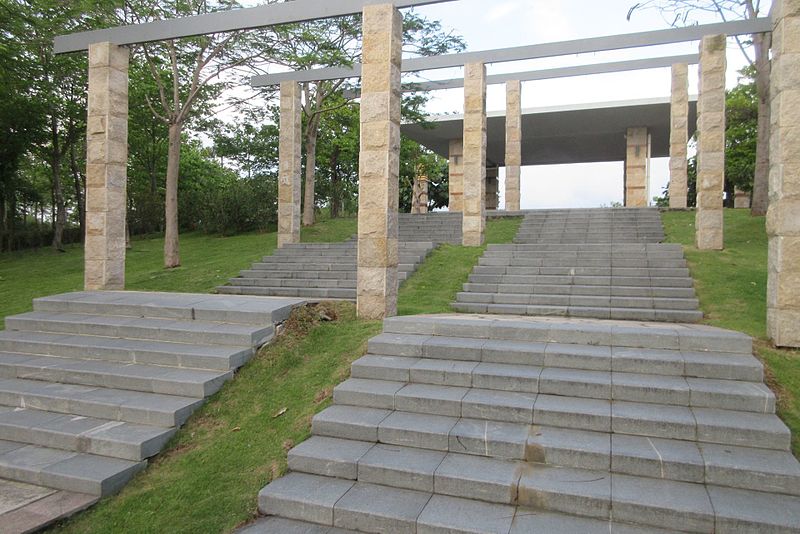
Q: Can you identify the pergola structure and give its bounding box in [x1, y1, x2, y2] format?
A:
[55, 2, 800, 347]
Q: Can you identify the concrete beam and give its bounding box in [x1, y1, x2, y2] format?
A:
[55, 0, 453, 53]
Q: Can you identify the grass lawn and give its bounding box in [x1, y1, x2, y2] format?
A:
[0, 215, 515, 533]
[0, 217, 357, 327]
[662, 209, 800, 455]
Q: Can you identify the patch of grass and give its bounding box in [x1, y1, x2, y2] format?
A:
[0, 217, 357, 328]
[50, 302, 380, 534]
[662, 209, 800, 455]
[398, 217, 522, 315]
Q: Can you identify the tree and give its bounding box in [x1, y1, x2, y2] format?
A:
[627, 0, 770, 215]
[122, 0, 265, 268]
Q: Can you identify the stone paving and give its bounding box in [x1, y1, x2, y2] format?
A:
[0, 291, 303, 532]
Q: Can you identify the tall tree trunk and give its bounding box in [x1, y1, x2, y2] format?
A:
[330, 146, 341, 219]
[69, 141, 85, 242]
[164, 121, 182, 268]
[0, 195, 7, 252]
[50, 120, 66, 251]
[302, 123, 319, 226]
[750, 31, 771, 216]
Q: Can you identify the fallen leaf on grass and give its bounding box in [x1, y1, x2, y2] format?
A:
[273, 407, 288, 418]
[232, 426, 241, 432]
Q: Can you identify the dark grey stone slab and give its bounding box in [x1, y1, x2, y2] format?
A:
[333, 482, 430, 534]
[519, 465, 611, 519]
[527, 426, 611, 471]
[378, 411, 458, 451]
[534, 395, 611, 432]
[434, 453, 522, 504]
[611, 434, 704, 483]
[416, 494, 516, 534]
[258, 473, 354, 525]
[448, 418, 530, 460]
[707, 485, 800, 533]
[358, 444, 446, 492]
[288, 437, 373, 480]
[699, 443, 800, 496]
[312, 405, 391, 442]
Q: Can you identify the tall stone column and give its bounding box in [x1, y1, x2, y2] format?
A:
[734, 188, 751, 208]
[278, 81, 301, 248]
[411, 166, 429, 214]
[85, 42, 129, 291]
[767, 0, 800, 348]
[624, 127, 650, 207]
[505, 80, 522, 211]
[448, 139, 464, 212]
[669, 63, 690, 209]
[462, 62, 487, 246]
[486, 166, 499, 211]
[696, 34, 727, 250]
[357, 3, 401, 320]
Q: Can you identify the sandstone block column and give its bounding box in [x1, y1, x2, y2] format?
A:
[696, 34, 727, 250]
[734, 188, 751, 208]
[448, 139, 464, 211]
[486, 166, 499, 211]
[767, 0, 800, 347]
[411, 166, 429, 214]
[278, 82, 301, 248]
[462, 62, 487, 246]
[357, 3, 401, 319]
[625, 127, 650, 207]
[669, 63, 690, 208]
[85, 42, 129, 291]
[505, 80, 522, 211]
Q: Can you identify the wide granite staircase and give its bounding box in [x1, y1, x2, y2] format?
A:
[251, 314, 800, 533]
[0, 291, 301, 527]
[454, 208, 703, 322]
[398, 212, 462, 244]
[217, 240, 435, 299]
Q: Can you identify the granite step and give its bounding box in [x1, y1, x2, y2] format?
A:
[4, 311, 273, 348]
[0, 377, 203, 427]
[456, 291, 700, 311]
[330, 379, 789, 450]
[0, 352, 232, 398]
[0, 330, 253, 372]
[465, 281, 696, 298]
[217, 286, 358, 299]
[452, 301, 704, 322]
[0, 439, 145, 497]
[257, 471, 800, 533]
[466, 271, 696, 287]
[350, 356, 775, 413]
[0, 406, 174, 461]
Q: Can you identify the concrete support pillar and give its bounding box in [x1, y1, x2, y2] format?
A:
[85, 42, 129, 291]
[669, 63, 690, 209]
[734, 188, 751, 208]
[448, 139, 464, 212]
[356, 3, 401, 320]
[767, 0, 800, 347]
[624, 127, 650, 207]
[486, 166, 499, 211]
[462, 62, 487, 246]
[505, 80, 522, 211]
[277, 81, 301, 248]
[696, 34, 727, 250]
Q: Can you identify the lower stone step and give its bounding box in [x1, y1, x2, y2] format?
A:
[457, 291, 701, 311]
[257, 472, 800, 533]
[0, 377, 203, 427]
[217, 286, 357, 299]
[330, 380, 790, 450]
[0, 406, 175, 461]
[452, 301, 704, 323]
[0, 439, 145, 496]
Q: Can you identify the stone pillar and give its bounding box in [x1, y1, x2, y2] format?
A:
[696, 34, 727, 251]
[767, 0, 800, 347]
[448, 139, 464, 212]
[462, 62, 487, 246]
[486, 166, 499, 211]
[624, 127, 650, 207]
[85, 42, 129, 291]
[278, 81, 301, 248]
[357, 3, 401, 320]
[505, 80, 522, 211]
[734, 188, 751, 208]
[669, 63, 690, 209]
[411, 166, 429, 214]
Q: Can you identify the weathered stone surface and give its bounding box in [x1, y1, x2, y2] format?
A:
[696, 34, 726, 250]
[85, 42, 128, 291]
[767, 1, 800, 347]
[357, 3, 402, 320]
[448, 139, 464, 212]
[669, 63, 689, 209]
[485, 166, 499, 211]
[416, 494, 516, 534]
[625, 127, 650, 208]
[278, 82, 301, 248]
[462, 62, 487, 246]
[504, 81, 522, 211]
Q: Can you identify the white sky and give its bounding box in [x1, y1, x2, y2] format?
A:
[231, 0, 767, 209]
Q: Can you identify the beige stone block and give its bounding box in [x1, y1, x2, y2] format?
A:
[767, 199, 800, 235]
[768, 308, 800, 347]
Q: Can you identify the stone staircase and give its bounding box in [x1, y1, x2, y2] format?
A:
[513, 208, 665, 244]
[0, 291, 301, 505]
[454, 209, 703, 322]
[217, 240, 435, 299]
[398, 212, 462, 244]
[253, 314, 800, 533]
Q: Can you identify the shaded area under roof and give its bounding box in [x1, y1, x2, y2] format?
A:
[401, 97, 698, 167]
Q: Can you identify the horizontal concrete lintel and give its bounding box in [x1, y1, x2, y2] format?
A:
[54, 0, 453, 54]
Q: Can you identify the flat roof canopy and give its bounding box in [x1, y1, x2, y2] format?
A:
[401, 97, 698, 167]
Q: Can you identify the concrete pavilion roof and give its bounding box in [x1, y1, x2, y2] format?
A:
[401, 96, 698, 167]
